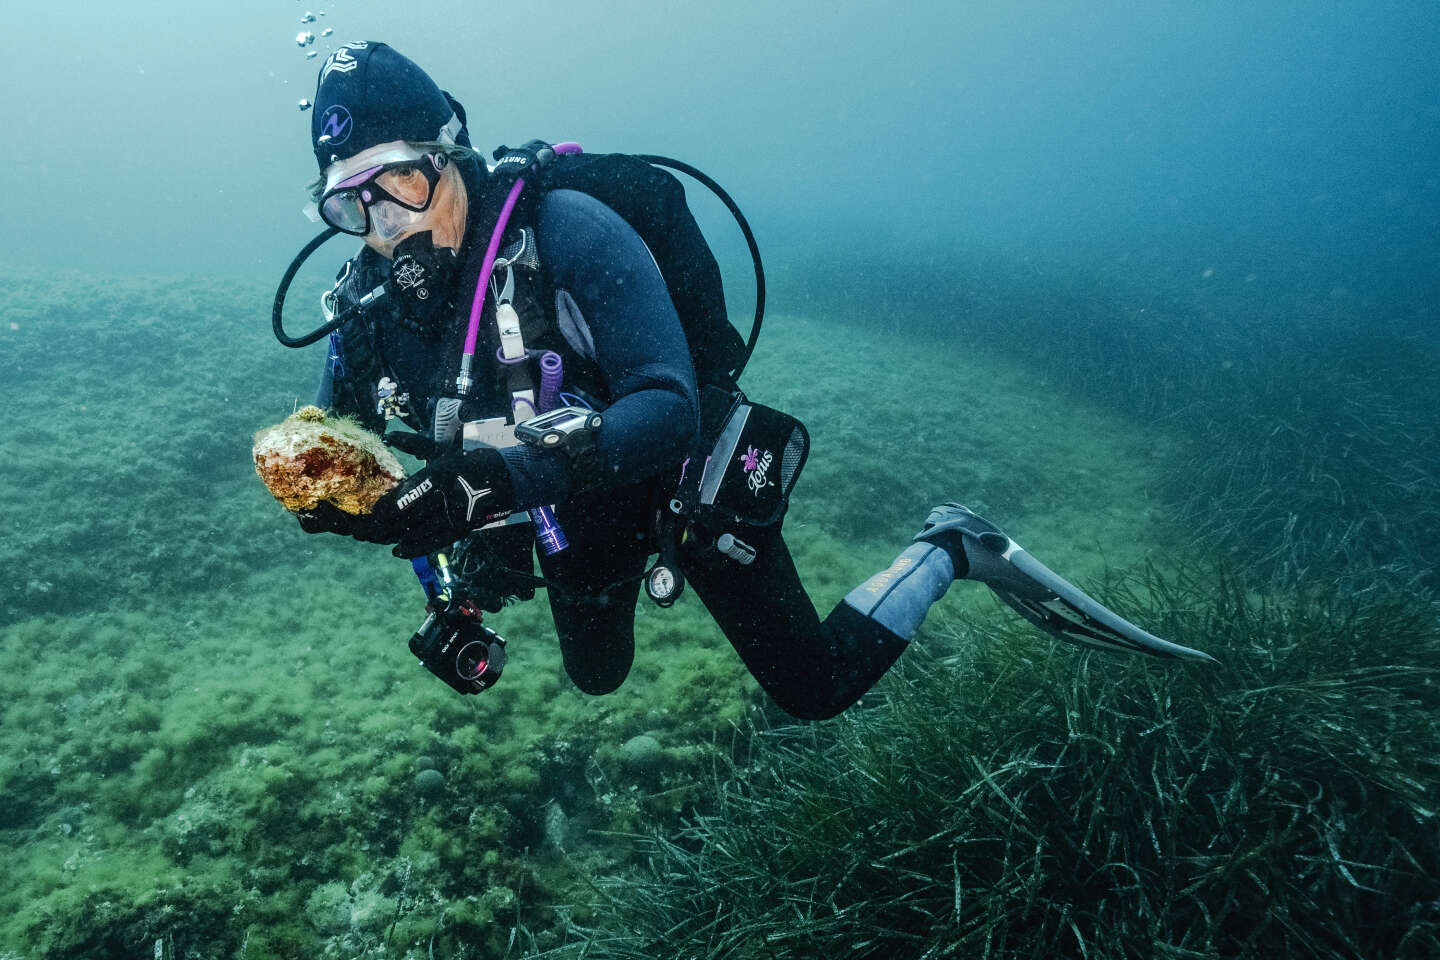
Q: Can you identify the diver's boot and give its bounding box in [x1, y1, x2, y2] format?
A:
[915, 503, 1051, 598]
[915, 503, 1216, 662]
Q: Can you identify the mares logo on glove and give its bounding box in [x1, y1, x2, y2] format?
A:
[396, 477, 433, 510]
[457, 476, 493, 522]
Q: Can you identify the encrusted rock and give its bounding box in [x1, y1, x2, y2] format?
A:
[620, 734, 665, 773]
[543, 801, 569, 850]
[415, 768, 446, 797]
[252, 406, 404, 514]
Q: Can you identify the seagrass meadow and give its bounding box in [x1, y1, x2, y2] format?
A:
[1, 251, 1436, 958]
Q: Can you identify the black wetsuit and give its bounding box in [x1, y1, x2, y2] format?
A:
[317, 187, 908, 720]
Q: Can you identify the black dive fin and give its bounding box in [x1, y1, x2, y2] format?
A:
[991, 544, 1217, 663]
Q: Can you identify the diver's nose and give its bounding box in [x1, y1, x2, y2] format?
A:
[371, 203, 413, 238]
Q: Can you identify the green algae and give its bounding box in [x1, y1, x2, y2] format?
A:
[0, 261, 1434, 959]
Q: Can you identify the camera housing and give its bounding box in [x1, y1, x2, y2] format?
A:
[408, 596, 507, 694]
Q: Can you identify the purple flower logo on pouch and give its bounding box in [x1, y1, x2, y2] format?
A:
[739, 445, 774, 495]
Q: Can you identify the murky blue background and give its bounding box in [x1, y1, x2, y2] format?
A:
[4, 0, 1436, 307]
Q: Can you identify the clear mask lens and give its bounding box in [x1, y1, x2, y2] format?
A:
[369, 201, 424, 241]
[320, 190, 370, 233]
[373, 164, 434, 207]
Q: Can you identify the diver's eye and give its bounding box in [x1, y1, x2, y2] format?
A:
[376, 165, 431, 206]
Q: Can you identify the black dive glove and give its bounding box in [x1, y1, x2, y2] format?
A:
[296, 501, 356, 535]
[349, 447, 517, 559]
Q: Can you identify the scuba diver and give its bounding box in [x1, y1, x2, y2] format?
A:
[279, 42, 1213, 722]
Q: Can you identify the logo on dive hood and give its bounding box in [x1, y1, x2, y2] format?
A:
[318, 105, 353, 145]
[319, 42, 368, 84]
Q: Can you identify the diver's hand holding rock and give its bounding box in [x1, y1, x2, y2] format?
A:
[350, 447, 515, 558]
[296, 501, 357, 536]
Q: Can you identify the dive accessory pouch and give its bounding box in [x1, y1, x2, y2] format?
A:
[647, 387, 805, 601]
[686, 386, 809, 528]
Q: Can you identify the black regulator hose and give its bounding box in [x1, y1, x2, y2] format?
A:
[637, 155, 765, 384]
[276, 157, 765, 375]
[272, 226, 347, 348]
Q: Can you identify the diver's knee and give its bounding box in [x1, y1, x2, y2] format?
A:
[767, 693, 850, 722]
[560, 643, 633, 696]
[566, 669, 629, 697]
[758, 675, 859, 721]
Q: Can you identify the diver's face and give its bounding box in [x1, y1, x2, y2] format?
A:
[364, 159, 468, 259]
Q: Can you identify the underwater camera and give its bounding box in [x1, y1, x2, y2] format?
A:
[408, 594, 507, 695]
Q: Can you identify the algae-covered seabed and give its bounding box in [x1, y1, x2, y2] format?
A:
[0, 268, 1184, 955]
[5, 263, 1403, 957]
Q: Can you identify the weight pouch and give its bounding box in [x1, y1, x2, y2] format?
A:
[693, 387, 809, 527]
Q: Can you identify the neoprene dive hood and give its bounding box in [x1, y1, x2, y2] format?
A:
[310, 41, 471, 173]
[273, 43, 765, 383]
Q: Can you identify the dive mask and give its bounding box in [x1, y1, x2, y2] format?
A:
[309, 150, 449, 238]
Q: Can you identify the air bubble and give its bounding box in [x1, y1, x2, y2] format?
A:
[296, 31, 315, 47]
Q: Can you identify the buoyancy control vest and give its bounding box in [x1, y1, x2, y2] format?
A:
[496, 143, 751, 390]
[321, 143, 761, 438]
[322, 225, 564, 438]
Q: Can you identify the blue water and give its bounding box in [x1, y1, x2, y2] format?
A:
[4, 0, 1435, 306]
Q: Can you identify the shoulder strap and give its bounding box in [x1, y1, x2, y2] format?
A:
[325, 252, 389, 432]
[491, 143, 749, 388]
[491, 232, 541, 423]
[536, 152, 746, 387]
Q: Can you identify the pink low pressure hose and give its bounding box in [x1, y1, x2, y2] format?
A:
[460, 142, 584, 370]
